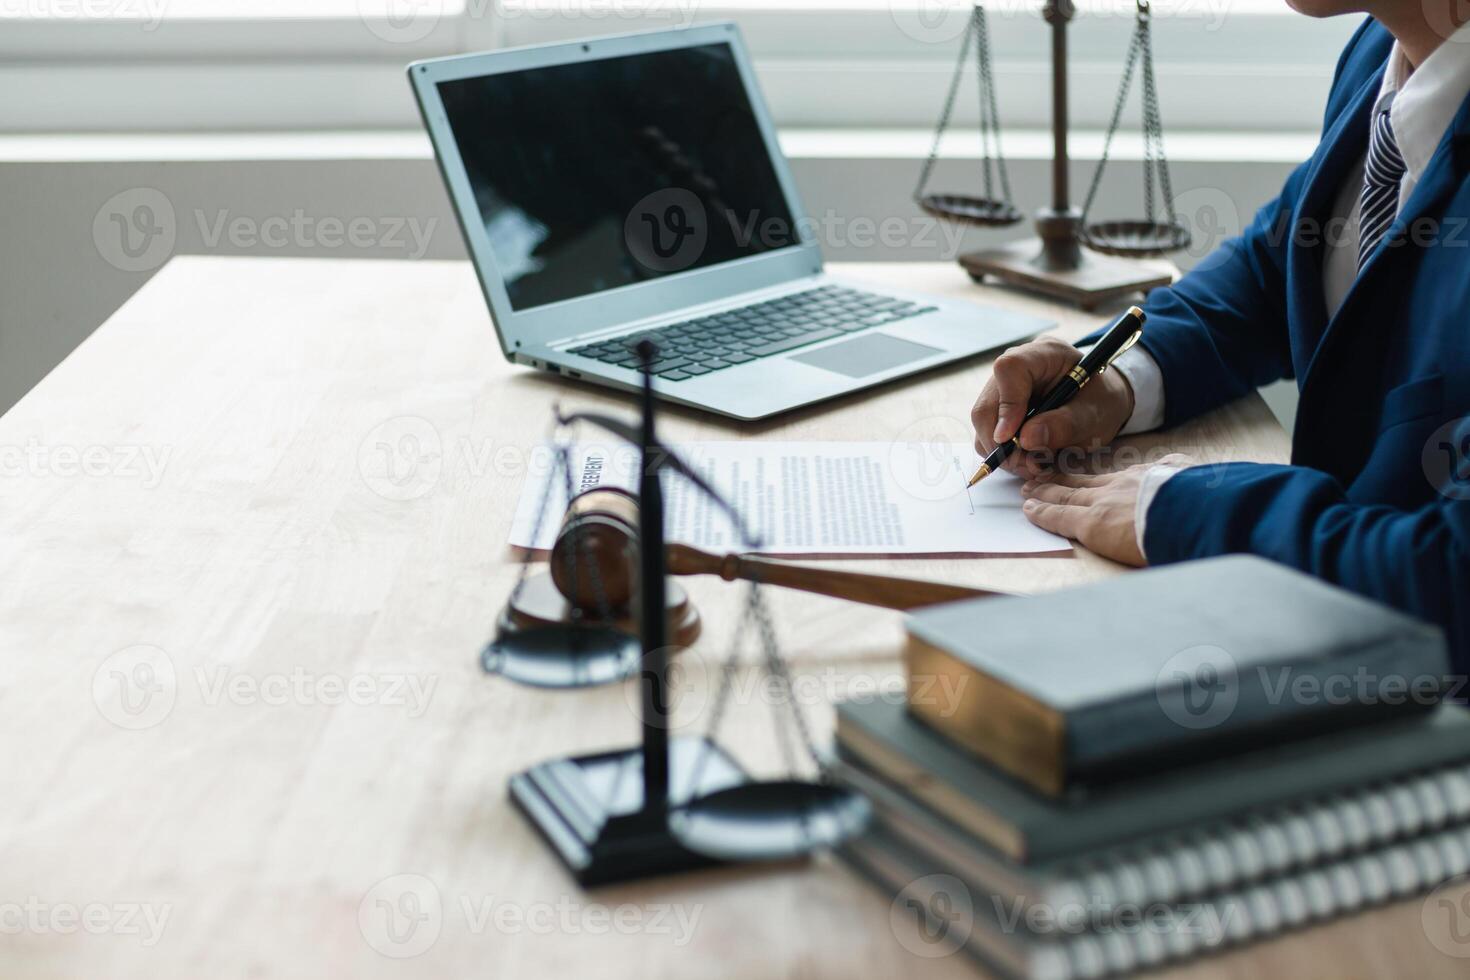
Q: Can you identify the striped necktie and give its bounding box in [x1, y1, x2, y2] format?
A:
[1358, 95, 1406, 270]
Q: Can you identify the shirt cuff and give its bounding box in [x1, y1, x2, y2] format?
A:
[1110, 345, 1166, 435]
[1135, 463, 1182, 560]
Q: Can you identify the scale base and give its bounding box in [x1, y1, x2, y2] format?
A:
[960, 238, 1175, 311]
[509, 736, 752, 887]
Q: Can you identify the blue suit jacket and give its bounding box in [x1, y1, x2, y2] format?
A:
[1135, 19, 1470, 672]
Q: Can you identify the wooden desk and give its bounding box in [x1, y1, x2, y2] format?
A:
[0, 257, 1456, 979]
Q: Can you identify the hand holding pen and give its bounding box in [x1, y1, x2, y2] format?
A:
[968, 307, 1146, 485]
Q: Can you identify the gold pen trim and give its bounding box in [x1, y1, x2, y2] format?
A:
[1067, 364, 1090, 386]
[1099, 306, 1147, 374]
[1103, 328, 1144, 369]
[966, 461, 992, 488]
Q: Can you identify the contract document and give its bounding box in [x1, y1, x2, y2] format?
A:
[508, 441, 1069, 557]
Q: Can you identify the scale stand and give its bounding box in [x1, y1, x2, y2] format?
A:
[960, 239, 1174, 313]
[509, 738, 749, 887]
[505, 341, 758, 886]
[495, 343, 870, 886]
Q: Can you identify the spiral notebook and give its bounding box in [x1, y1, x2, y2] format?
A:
[837, 754, 1470, 927]
[836, 699, 1470, 979]
[842, 818, 1470, 980]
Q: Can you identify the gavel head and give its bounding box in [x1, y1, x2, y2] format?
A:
[550, 487, 640, 611]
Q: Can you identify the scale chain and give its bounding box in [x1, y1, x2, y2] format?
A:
[1078, 21, 1144, 227]
[685, 594, 749, 794]
[975, 14, 994, 203]
[1141, 25, 1180, 227]
[506, 432, 570, 609]
[914, 6, 1013, 213]
[975, 7, 1013, 207]
[1141, 25, 1157, 225]
[913, 8, 977, 202]
[687, 581, 829, 794]
[751, 585, 827, 777]
[1080, 2, 1184, 242]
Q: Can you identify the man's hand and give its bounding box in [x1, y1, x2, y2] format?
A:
[1019, 455, 1194, 566]
[971, 337, 1136, 477]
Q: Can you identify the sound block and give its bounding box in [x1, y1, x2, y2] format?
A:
[505, 571, 701, 648]
[960, 239, 1176, 311]
[509, 736, 750, 887]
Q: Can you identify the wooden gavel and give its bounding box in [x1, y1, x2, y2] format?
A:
[550, 488, 1005, 613]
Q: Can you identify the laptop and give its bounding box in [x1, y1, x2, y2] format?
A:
[409, 23, 1050, 421]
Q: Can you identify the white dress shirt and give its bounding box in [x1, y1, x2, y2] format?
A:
[1116, 23, 1470, 555]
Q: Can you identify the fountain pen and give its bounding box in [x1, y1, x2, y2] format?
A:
[967, 305, 1147, 488]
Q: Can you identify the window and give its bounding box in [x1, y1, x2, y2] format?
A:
[1, 1, 1358, 133]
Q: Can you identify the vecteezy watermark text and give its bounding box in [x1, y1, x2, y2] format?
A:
[195, 666, 437, 718]
[361, 0, 700, 44]
[194, 210, 436, 258]
[0, 898, 171, 947]
[623, 190, 971, 275]
[1258, 665, 1455, 707]
[357, 874, 703, 958]
[93, 188, 439, 273]
[621, 648, 968, 732]
[990, 894, 1232, 940]
[93, 646, 440, 730]
[889, 875, 1232, 960]
[1157, 645, 1466, 732]
[2, 0, 168, 29]
[0, 440, 170, 488]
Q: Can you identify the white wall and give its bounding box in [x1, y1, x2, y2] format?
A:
[0, 137, 1300, 421]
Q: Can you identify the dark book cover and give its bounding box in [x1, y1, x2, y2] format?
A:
[905, 555, 1450, 795]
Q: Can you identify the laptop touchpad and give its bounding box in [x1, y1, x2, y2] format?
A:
[790, 333, 943, 378]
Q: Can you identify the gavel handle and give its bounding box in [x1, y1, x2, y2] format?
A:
[665, 543, 1007, 611]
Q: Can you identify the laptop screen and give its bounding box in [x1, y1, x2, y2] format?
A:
[437, 42, 801, 312]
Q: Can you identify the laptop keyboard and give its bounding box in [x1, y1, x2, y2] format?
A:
[566, 285, 936, 381]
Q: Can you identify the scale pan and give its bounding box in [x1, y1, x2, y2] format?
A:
[481, 625, 641, 689]
[917, 193, 1023, 227]
[668, 780, 872, 862]
[1079, 219, 1191, 257]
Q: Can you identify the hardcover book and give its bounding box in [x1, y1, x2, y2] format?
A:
[903, 556, 1449, 797]
[836, 697, 1470, 863]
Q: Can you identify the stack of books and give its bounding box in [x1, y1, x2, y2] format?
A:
[834, 557, 1469, 978]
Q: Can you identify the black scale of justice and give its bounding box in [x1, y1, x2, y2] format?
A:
[918, 0, 1192, 309]
[481, 342, 871, 886]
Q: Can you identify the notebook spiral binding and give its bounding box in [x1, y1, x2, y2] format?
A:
[1046, 762, 1470, 917]
[858, 762, 1470, 980]
[1030, 822, 1470, 980]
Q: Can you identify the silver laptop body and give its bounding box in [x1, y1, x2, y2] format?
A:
[410, 22, 1050, 421]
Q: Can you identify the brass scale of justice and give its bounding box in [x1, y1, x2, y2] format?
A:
[479, 0, 1188, 886]
[921, 0, 1192, 308]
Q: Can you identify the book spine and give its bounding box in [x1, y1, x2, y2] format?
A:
[903, 633, 1067, 798]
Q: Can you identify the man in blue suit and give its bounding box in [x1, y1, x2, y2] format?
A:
[971, 5, 1470, 671]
